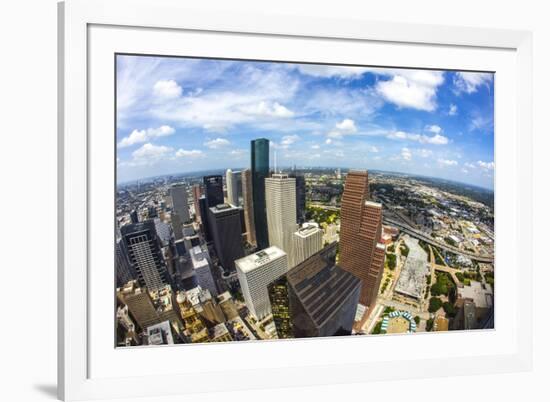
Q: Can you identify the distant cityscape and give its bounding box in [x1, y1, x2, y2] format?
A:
[115, 56, 494, 346]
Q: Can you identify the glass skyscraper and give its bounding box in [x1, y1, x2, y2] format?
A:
[251, 138, 269, 249]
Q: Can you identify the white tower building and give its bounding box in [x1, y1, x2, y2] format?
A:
[235, 247, 289, 319]
[292, 222, 323, 266]
[265, 174, 298, 266]
[190, 245, 218, 297]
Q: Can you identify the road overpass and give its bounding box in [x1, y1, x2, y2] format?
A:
[383, 217, 494, 263]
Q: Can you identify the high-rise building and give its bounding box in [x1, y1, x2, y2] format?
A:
[268, 243, 361, 338]
[251, 138, 270, 249]
[116, 280, 160, 331]
[339, 171, 386, 308]
[235, 246, 289, 319]
[292, 222, 323, 267]
[190, 245, 218, 297]
[203, 175, 224, 208]
[170, 184, 190, 223]
[121, 220, 170, 292]
[130, 209, 139, 224]
[171, 213, 183, 240]
[153, 217, 172, 246]
[225, 169, 242, 206]
[289, 172, 306, 224]
[217, 291, 239, 320]
[192, 184, 203, 223]
[116, 239, 135, 287]
[207, 203, 244, 274]
[198, 196, 211, 242]
[265, 174, 298, 266]
[241, 169, 257, 246]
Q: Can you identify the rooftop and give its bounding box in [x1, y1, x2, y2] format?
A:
[294, 222, 320, 238]
[190, 245, 209, 269]
[458, 281, 493, 309]
[235, 246, 287, 273]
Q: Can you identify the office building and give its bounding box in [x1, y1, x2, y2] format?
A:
[235, 246, 289, 319]
[171, 212, 183, 240]
[153, 217, 172, 246]
[292, 222, 323, 267]
[116, 304, 139, 345]
[217, 291, 239, 320]
[184, 286, 226, 326]
[339, 171, 386, 307]
[251, 138, 270, 249]
[265, 174, 298, 266]
[209, 323, 234, 342]
[290, 172, 306, 224]
[116, 239, 134, 287]
[130, 209, 139, 224]
[116, 281, 160, 330]
[121, 220, 170, 292]
[203, 175, 224, 208]
[146, 321, 175, 345]
[208, 203, 244, 274]
[268, 243, 361, 338]
[176, 291, 209, 343]
[241, 169, 257, 246]
[226, 169, 242, 206]
[192, 184, 203, 222]
[190, 245, 218, 297]
[198, 196, 211, 242]
[169, 184, 190, 223]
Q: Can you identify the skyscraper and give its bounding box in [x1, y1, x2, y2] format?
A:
[117, 281, 160, 331]
[189, 245, 218, 297]
[339, 171, 386, 308]
[241, 169, 257, 246]
[192, 184, 203, 223]
[207, 203, 244, 274]
[235, 246, 289, 319]
[116, 239, 135, 287]
[289, 172, 306, 224]
[268, 243, 361, 338]
[121, 220, 170, 292]
[198, 196, 211, 242]
[203, 175, 224, 208]
[265, 174, 298, 266]
[225, 169, 242, 206]
[251, 138, 269, 249]
[292, 222, 323, 267]
[169, 184, 190, 223]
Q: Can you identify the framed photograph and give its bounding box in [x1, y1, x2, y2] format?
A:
[58, 0, 533, 400]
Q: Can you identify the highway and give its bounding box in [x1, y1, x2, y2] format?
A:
[382, 217, 494, 263]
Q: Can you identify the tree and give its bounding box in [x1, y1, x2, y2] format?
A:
[386, 253, 397, 270]
[443, 301, 457, 317]
[414, 316, 420, 325]
[429, 297, 443, 313]
[426, 318, 434, 332]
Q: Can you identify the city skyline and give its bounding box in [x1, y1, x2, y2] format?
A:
[116, 55, 494, 189]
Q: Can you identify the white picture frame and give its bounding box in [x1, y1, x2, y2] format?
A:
[58, 0, 533, 400]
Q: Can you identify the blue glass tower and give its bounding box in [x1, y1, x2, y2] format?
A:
[251, 138, 269, 249]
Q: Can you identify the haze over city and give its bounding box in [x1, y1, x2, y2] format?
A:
[116, 56, 494, 189]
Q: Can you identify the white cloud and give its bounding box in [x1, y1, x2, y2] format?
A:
[368, 145, 379, 153]
[477, 160, 494, 170]
[469, 115, 493, 132]
[311, 144, 320, 150]
[386, 131, 449, 145]
[325, 138, 333, 145]
[281, 135, 300, 146]
[417, 148, 433, 158]
[335, 119, 357, 133]
[448, 104, 458, 116]
[130, 143, 173, 165]
[426, 125, 442, 134]
[153, 80, 182, 99]
[295, 65, 370, 79]
[175, 148, 204, 158]
[204, 138, 230, 149]
[401, 148, 412, 161]
[240, 101, 294, 118]
[438, 158, 458, 166]
[118, 125, 175, 148]
[375, 70, 445, 111]
[453, 72, 493, 94]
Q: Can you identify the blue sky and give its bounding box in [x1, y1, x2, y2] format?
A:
[116, 55, 494, 189]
